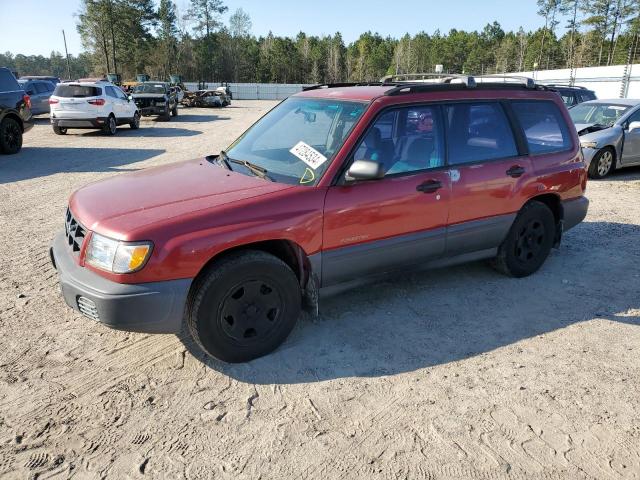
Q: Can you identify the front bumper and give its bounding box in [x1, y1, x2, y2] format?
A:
[50, 232, 190, 333]
[581, 147, 598, 169]
[136, 105, 168, 116]
[51, 117, 109, 129]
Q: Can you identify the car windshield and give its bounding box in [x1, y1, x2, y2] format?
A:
[225, 97, 367, 186]
[569, 103, 631, 126]
[134, 83, 166, 94]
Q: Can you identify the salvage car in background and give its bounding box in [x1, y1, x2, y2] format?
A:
[132, 82, 178, 120]
[181, 88, 230, 108]
[570, 99, 640, 178]
[18, 79, 55, 115]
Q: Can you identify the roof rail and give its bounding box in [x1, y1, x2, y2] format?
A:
[380, 73, 477, 88]
[475, 75, 537, 89]
[302, 82, 384, 91]
[545, 83, 587, 90]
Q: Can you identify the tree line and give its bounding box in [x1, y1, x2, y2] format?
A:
[1, 0, 639, 84]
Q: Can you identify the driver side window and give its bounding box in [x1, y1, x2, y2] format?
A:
[353, 105, 444, 176]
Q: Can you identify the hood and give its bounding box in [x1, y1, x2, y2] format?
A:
[69, 158, 292, 240]
[575, 122, 611, 136]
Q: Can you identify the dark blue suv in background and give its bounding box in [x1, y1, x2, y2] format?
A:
[0, 67, 33, 154]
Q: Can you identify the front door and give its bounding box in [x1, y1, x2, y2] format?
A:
[621, 109, 640, 165]
[322, 104, 450, 287]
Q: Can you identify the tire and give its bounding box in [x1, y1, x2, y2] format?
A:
[53, 125, 67, 135]
[170, 104, 178, 117]
[186, 250, 302, 363]
[0, 117, 22, 154]
[588, 147, 615, 179]
[129, 112, 140, 129]
[492, 201, 556, 278]
[103, 115, 117, 135]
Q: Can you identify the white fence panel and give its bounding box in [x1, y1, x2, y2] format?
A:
[510, 64, 640, 99]
[182, 82, 311, 100]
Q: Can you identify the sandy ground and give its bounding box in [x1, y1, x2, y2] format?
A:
[0, 101, 639, 480]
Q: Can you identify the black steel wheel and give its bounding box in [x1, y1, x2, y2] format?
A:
[53, 125, 67, 135]
[187, 250, 301, 363]
[492, 201, 555, 278]
[0, 117, 22, 154]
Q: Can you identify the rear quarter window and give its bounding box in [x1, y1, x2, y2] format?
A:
[0, 70, 21, 92]
[511, 101, 572, 155]
[53, 85, 102, 98]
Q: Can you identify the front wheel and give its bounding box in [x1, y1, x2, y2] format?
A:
[588, 147, 615, 179]
[53, 125, 67, 135]
[492, 201, 555, 278]
[186, 251, 301, 363]
[0, 117, 22, 154]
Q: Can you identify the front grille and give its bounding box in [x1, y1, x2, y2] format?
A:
[65, 208, 86, 254]
[77, 296, 99, 321]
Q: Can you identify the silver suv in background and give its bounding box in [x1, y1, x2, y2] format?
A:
[569, 99, 640, 178]
[17, 79, 55, 115]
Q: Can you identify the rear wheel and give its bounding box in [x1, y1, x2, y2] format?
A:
[0, 117, 22, 154]
[492, 201, 555, 278]
[103, 115, 117, 135]
[588, 147, 615, 179]
[186, 251, 301, 363]
[129, 112, 140, 129]
[53, 125, 67, 135]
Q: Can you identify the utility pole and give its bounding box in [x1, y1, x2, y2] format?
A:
[62, 29, 71, 80]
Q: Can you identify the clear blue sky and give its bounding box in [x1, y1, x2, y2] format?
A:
[0, 0, 544, 56]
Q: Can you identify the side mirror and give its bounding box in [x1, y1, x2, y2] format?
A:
[345, 160, 385, 181]
[127, 95, 133, 101]
[26, 90, 34, 95]
[628, 121, 640, 133]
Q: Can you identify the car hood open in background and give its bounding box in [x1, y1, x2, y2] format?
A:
[69, 158, 292, 239]
[575, 123, 611, 136]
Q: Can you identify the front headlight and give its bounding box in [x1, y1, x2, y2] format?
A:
[85, 233, 153, 273]
[580, 140, 598, 149]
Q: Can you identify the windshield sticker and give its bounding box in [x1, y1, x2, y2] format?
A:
[289, 141, 327, 170]
[299, 168, 315, 184]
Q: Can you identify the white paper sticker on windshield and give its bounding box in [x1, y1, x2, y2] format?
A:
[289, 141, 327, 170]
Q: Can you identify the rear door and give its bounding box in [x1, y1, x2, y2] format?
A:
[444, 101, 532, 255]
[33, 82, 49, 114]
[322, 104, 451, 286]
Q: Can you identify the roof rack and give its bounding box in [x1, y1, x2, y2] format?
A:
[381, 73, 477, 88]
[475, 75, 537, 89]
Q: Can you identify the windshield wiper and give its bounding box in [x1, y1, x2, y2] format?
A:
[217, 150, 233, 170]
[228, 157, 274, 181]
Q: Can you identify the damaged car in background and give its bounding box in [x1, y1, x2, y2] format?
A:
[569, 99, 640, 178]
[181, 88, 231, 108]
[131, 81, 178, 120]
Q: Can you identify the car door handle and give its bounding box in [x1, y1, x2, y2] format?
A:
[506, 165, 525, 178]
[416, 180, 442, 193]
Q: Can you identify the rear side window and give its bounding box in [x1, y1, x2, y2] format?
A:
[445, 102, 518, 165]
[53, 85, 102, 98]
[511, 101, 572, 155]
[34, 82, 48, 94]
[0, 69, 20, 91]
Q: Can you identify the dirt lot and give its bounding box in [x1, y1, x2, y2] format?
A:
[0, 101, 639, 480]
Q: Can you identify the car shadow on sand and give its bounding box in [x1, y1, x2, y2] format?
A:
[77, 127, 202, 137]
[167, 113, 230, 123]
[0, 147, 165, 183]
[179, 220, 640, 384]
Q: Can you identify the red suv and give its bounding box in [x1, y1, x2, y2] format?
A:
[51, 75, 588, 362]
